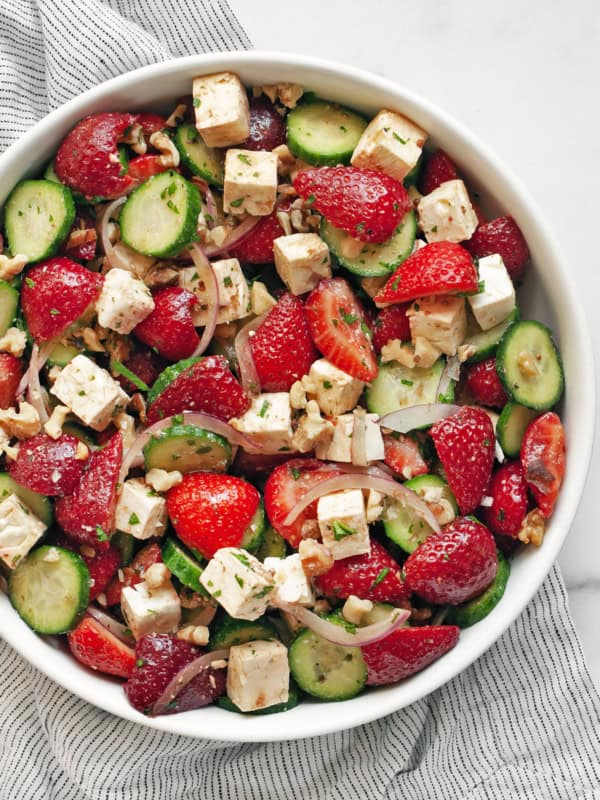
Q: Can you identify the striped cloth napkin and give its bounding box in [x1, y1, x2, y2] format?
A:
[1, 3, 599, 798]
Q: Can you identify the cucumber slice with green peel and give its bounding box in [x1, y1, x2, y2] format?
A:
[112, 531, 135, 567]
[215, 681, 300, 715]
[286, 99, 368, 166]
[360, 602, 397, 626]
[321, 210, 417, 277]
[120, 171, 201, 257]
[210, 613, 279, 650]
[366, 357, 445, 416]
[116, 145, 129, 176]
[446, 551, 510, 628]
[240, 501, 267, 553]
[0, 473, 53, 526]
[463, 307, 519, 363]
[383, 474, 457, 554]
[288, 626, 367, 701]
[495, 320, 564, 410]
[8, 545, 90, 634]
[47, 341, 82, 368]
[162, 536, 205, 594]
[496, 402, 542, 459]
[4, 179, 76, 263]
[174, 124, 224, 188]
[0, 280, 19, 336]
[256, 526, 288, 560]
[143, 424, 231, 474]
[147, 356, 201, 406]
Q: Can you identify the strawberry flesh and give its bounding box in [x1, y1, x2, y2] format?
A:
[372, 304, 411, 353]
[464, 215, 529, 283]
[134, 286, 199, 362]
[128, 154, 171, 182]
[520, 411, 566, 517]
[105, 542, 163, 606]
[362, 625, 460, 685]
[482, 461, 528, 538]
[383, 433, 428, 480]
[230, 198, 291, 264]
[115, 346, 166, 394]
[57, 536, 121, 601]
[68, 616, 136, 678]
[0, 353, 23, 409]
[419, 149, 458, 196]
[464, 357, 509, 408]
[8, 432, 89, 496]
[240, 97, 286, 152]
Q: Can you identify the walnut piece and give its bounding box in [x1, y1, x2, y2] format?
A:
[518, 508, 546, 547]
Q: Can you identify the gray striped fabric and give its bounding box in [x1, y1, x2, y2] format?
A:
[1, 3, 599, 798]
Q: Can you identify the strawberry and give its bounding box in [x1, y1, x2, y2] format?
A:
[104, 542, 162, 606]
[250, 293, 319, 392]
[383, 433, 428, 480]
[125, 634, 226, 716]
[464, 357, 509, 408]
[374, 242, 478, 306]
[464, 215, 529, 282]
[62, 212, 97, 260]
[520, 412, 566, 517]
[134, 287, 199, 362]
[55, 432, 122, 546]
[114, 345, 166, 394]
[146, 355, 250, 424]
[482, 461, 528, 538]
[167, 473, 261, 558]
[404, 517, 498, 605]
[305, 278, 377, 382]
[68, 616, 136, 678]
[315, 539, 409, 604]
[230, 198, 291, 264]
[57, 536, 121, 601]
[241, 96, 287, 152]
[362, 625, 459, 686]
[372, 304, 411, 352]
[136, 112, 168, 137]
[419, 149, 458, 196]
[294, 166, 411, 244]
[8, 432, 89, 496]
[55, 112, 138, 199]
[430, 406, 495, 514]
[128, 155, 171, 181]
[21, 257, 103, 342]
[0, 354, 23, 409]
[264, 458, 342, 548]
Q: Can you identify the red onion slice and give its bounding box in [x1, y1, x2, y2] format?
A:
[87, 606, 134, 645]
[234, 313, 267, 395]
[189, 243, 219, 358]
[378, 404, 462, 434]
[98, 197, 128, 269]
[151, 647, 229, 717]
[203, 215, 261, 257]
[437, 356, 461, 400]
[16, 339, 55, 399]
[191, 177, 218, 229]
[495, 440, 505, 463]
[278, 603, 410, 647]
[350, 408, 368, 467]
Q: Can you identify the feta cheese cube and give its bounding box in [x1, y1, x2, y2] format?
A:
[192, 72, 250, 148]
[223, 149, 277, 216]
[315, 413, 353, 462]
[200, 547, 275, 620]
[115, 478, 167, 539]
[264, 554, 315, 606]
[121, 580, 181, 640]
[317, 489, 371, 560]
[351, 109, 428, 182]
[342, 595, 373, 625]
[50, 354, 129, 431]
[96, 268, 154, 334]
[0, 494, 47, 569]
[226, 640, 289, 712]
[305, 359, 364, 417]
[273, 233, 331, 295]
[230, 392, 294, 454]
[407, 296, 467, 356]
[363, 412, 385, 462]
[417, 179, 478, 243]
[179, 257, 250, 326]
[468, 254, 516, 331]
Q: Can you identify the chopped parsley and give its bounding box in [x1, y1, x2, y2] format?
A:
[128, 513, 140, 526]
[401, 379, 414, 387]
[229, 197, 244, 208]
[258, 399, 271, 418]
[187, 127, 199, 142]
[291, 467, 302, 480]
[95, 525, 109, 542]
[332, 520, 357, 541]
[322, 380, 333, 390]
[166, 200, 179, 214]
[255, 585, 274, 599]
[305, 194, 316, 206]
[370, 567, 390, 588]
[237, 153, 252, 165]
[234, 574, 245, 589]
[25, 277, 35, 289]
[223, 275, 233, 287]
[340, 309, 359, 325]
[392, 132, 408, 145]
[110, 359, 150, 392]
[498, 509, 506, 521]
[233, 552, 251, 568]
[193, 97, 201, 107]
[49, 308, 60, 316]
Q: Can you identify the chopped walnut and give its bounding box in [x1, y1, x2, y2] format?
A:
[149, 131, 180, 169]
[414, 336, 443, 368]
[214, 322, 238, 339]
[260, 83, 304, 109]
[0, 402, 41, 440]
[312, 599, 331, 616]
[0, 253, 27, 281]
[342, 595, 373, 625]
[165, 103, 188, 128]
[273, 145, 297, 178]
[120, 122, 146, 155]
[145, 468, 183, 493]
[102, 242, 156, 281]
[518, 508, 546, 547]
[75, 441, 89, 461]
[206, 225, 228, 248]
[143, 262, 179, 288]
[80, 545, 96, 559]
[290, 207, 310, 233]
[80, 326, 106, 353]
[517, 349, 539, 378]
[276, 182, 298, 197]
[407, 185, 423, 208]
[365, 489, 385, 523]
[0, 327, 27, 357]
[65, 226, 97, 253]
[129, 392, 147, 422]
[179, 593, 217, 626]
[114, 411, 137, 451]
[457, 343, 477, 363]
[250, 281, 277, 316]
[298, 538, 334, 577]
[144, 562, 171, 589]
[102, 331, 132, 363]
[289, 380, 307, 410]
[176, 624, 210, 647]
[292, 400, 334, 454]
[381, 338, 416, 366]
[339, 235, 364, 260]
[47, 365, 62, 383]
[360, 275, 387, 299]
[410, 606, 432, 624]
[0, 429, 18, 461]
[276, 209, 292, 236]
[44, 405, 70, 440]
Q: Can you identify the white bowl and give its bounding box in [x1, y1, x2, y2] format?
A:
[0, 51, 595, 742]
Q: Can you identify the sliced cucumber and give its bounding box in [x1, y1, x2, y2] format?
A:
[0, 280, 19, 336]
[241, 501, 267, 553]
[286, 99, 368, 166]
[289, 626, 367, 701]
[322, 210, 416, 277]
[0, 473, 53, 526]
[120, 171, 201, 257]
[496, 320, 564, 410]
[216, 680, 300, 715]
[256, 526, 288, 560]
[9, 545, 90, 634]
[366, 357, 444, 416]
[47, 341, 82, 368]
[174, 124, 224, 188]
[147, 356, 201, 406]
[463, 307, 519, 363]
[112, 531, 135, 567]
[496, 402, 541, 459]
[143, 424, 231, 474]
[446, 551, 510, 627]
[162, 536, 205, 594]
[210, 614, 279, 650]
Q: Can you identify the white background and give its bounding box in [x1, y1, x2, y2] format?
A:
[230, 0, 600, 685]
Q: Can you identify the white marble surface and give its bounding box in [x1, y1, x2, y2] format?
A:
[232, 0, 600, 686]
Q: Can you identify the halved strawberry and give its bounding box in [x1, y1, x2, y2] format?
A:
[305, 278, 377, 382]
[383, 433, 428, 480]
[240, 96, 287, 152]
[362, 625, 459, 685]
[105, 542, 162, 606]
[128, 155, 171, 181]
[136, 113, 168, 138]
[114, 345, 166, 394]
[464, 357, 509, 408]
[418, 149, 459, 196]
[482, 461, 528, 538]
[520, 412, 566, 517]
[8, 432, 89, 496]
[464, 215, 529, 283]
[372, 304, 411, 353]
[0, 354, 23, 409]
[57, 536, 121, 602]
[133, 287, 199, 362]
[68, 616, 136, 678]
[230, 198, 292, 265]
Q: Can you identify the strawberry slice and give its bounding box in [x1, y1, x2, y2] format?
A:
[105, 542, 162, 606]
[383, 433, 428, 480]
[430, 406, 495, 514]
[57, 536, 121, 602]
[114, 345, 166, 394]
[464, 357, 509, 409]
[374, 241, 478, 306]
[136, 113, 168, 137]
[55, 432, 122, 546]
[372, 304, 411, 353]
[482, 461, 528, 538]
[128, 155, 171, 181]
[305, 278, 377, 382]
[520, 411, 566, 517]
[21, 257, 103, 342]
[464, 215, 529, 283]
[250, 293, 319, 392]
[68, 615, 136, 678]
[134, 287, 199, 362]
[240, 96, 287, 152]
[230, 198, 291, 264]
[418, 149, 459, 195]
[362, 625, 460, 685]
[8, 432, 89, 496]
[0, 354, 23, 409]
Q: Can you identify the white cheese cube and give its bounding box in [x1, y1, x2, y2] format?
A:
[229, 392, 294, 454]
[351, 109, 428, 182]
[50, 354, 129, 431]
[0, 494, 47, 569]
[223, 149, 277, 216]
[468, 254, 516, 331]
[226, 640, 289, 712]
[115, 478, 167, 539]
[179, 258, 250, 326]
[317, 489, 371, 560]
[417, 179, 478, 243]
[407, 296, 467, 356]
[363, 412, 385, 462]
[305, 358, 364, 417]
[200, 547, 275, 621]
[96, 268, 155, 334]
[121, 580, 181, 640]
[264, 553, 315, 607]
[273, 233, 331, 295]
[192, 72, 250, 148]
[315, 413, 353, 462]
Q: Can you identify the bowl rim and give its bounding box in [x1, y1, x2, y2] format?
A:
[0, 50, 595, 742]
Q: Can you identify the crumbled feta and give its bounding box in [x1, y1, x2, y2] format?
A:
[317, 489, 371, 560]
[273, 233, 331, 295]
[144, 468, 183, 493]
[115, 478, 167, 539]
[250, 280, 277, 315]
[192, 72, 250, 148]
[44, 405, 70, 440]
[351, 109, 428, 182]
[223, 149, 278, 216]
[264, 553, 315, 606]
[417, 179, 478, 243]
[199, 547, 275, 621]
[292, 399, 334, 454]
[96, 268, 155, 334]
[0, 327, 27, 357]
[230, 392, 294, 454]
[342, 595, 373, 625]
[0, 401, 41, 440]
[179, 257, 251, 326]
[226, 640, 290, 712]
[407, 296, 467, 356]
[468, 254, 516, 331]
[0, 494, 47, 569]
[303, 359, 364, 417]
[315, 413, 354, 462]
[121, 579, 181, 640]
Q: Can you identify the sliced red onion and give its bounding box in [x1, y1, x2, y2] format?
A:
[87, 606, 134, 645]
[204, 215, 261, 257]
[98, 197, 127, 269]
[17, 339, 55, 399]
[151, 648, 229, 717]
[189, 243, 219, 358]
[350, 408, 368, 467]
[278, 603, 410, 647]
[378, 403, 462, 434]
[331, 462, 395, 480]
[437, 356, 461, 400]
[191, 177, 217, 229]
[234, 313, 267, 395]
[495, 440, 505, 463]
[431, 606, 449, 626]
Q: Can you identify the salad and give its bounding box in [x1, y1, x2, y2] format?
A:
[0, 72, 566, 717]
